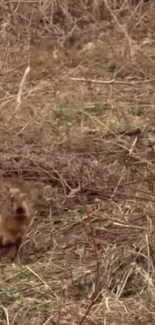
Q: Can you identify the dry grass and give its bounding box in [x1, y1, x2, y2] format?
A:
[1, 0, 155, 324]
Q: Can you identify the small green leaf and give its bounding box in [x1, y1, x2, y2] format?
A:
[108, 63, 117, 72]
[135, 106, 144, 116]
[85, 104, 100, 115]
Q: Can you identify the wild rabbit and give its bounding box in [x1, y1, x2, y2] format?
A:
[0, 187, 34, 258]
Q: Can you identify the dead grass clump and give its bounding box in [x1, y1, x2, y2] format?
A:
[0, 0, 154, 49]
[1, 128, 155, 322]
[1, 1, 155, 324]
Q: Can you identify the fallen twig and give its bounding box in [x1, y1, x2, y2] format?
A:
[70, 77, 155, 85]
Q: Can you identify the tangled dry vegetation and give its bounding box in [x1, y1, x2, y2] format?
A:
[1, 0, 155, 324]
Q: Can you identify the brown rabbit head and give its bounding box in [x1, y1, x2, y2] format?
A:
[8, 188, 28, 219]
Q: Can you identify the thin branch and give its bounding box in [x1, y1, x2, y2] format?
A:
[16, 66, 30, 111]
[0, 305, 10, 325]
[70, 77, 155, 85]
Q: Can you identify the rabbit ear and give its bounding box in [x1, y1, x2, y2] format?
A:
[9, 188, 20, 197]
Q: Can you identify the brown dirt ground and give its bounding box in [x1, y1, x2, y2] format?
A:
[1, 1, 155, 324]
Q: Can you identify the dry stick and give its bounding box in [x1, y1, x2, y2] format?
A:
[128, 136, 139, 155]
[130, 0, 146, 33]
[7, 66, 30, 124]
[109, 131, 140, 202]
[16, 66, 30, 111]
[104, 0, 133, 58]
[70, 77, 155, 85]
[116, 265, 135, 298]
[78, 259, 100, 325]
[0, 305, 10, 325]
[42, 315, 55, 325]
[68, 268, 81, 324]
[77, 161, 100, 325]
[26, 266, 58, 298]
[109, 165, 126, 202]
[112, 223, 144, 230]
[108, 134, 138, 200]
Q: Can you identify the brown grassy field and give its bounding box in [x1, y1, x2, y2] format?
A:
[1, 0, 155, 324]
